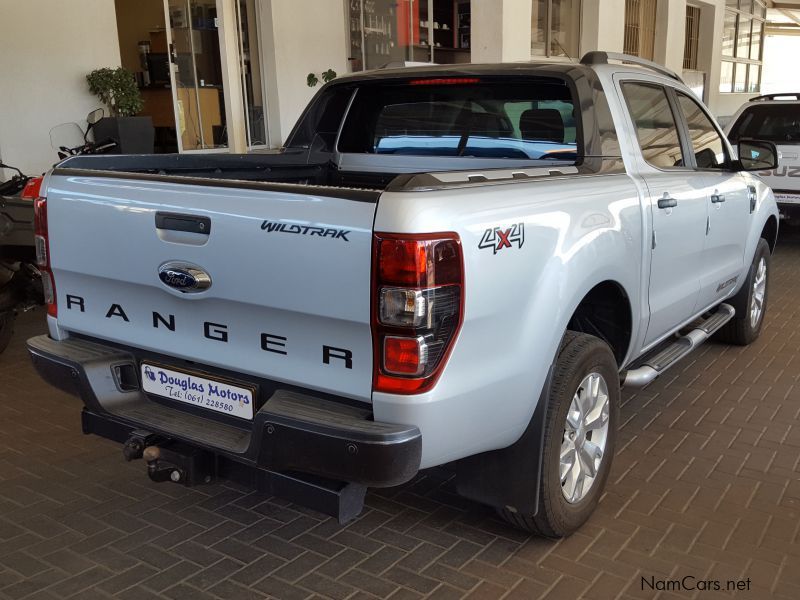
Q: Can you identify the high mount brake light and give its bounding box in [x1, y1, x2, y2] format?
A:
[408, 77, 480, 86]
[33, 194, 57, 318]
[372, 233, 464, 394]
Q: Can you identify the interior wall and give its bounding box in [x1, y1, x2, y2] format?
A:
[114, 0, 167, 74]
[0, 0, 121, 179]
[258, 0, 349, 144]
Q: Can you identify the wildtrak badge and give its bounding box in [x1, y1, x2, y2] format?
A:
[260, 220, 350, 242]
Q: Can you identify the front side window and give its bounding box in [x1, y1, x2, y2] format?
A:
[621, 82, 685, 170]
[338, 78, 579, 161]
[676, 93, 729, 169]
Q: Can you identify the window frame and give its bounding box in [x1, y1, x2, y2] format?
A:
[673, 90, 734, 172]
[619, 80, 693, 173]
[720, 0, 766, 94]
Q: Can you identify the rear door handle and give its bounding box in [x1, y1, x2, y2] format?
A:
[711, 193, 726, 203]
[155, 212, 211, 235]
[657, 197, 677, 209]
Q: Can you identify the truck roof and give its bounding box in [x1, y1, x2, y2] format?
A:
[331, 62, 591, 85]
[331, 52, 683, 86]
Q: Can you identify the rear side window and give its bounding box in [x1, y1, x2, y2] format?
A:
[621, 82, 685, 170]
[728, 104, 800, 144]
[337, 78, 579, 161]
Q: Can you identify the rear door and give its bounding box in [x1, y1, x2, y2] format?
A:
[45, 172, 378, 401]
[674, 92, 750, 311]
[617, 80, 708, 346]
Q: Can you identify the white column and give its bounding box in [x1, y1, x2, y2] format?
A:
[699, 1, 726, 115]
[217, 0, 248, 153]
[257, 0, 349, 145]
[580, 0, 626, 55]
[654, 0, 687, 72]
[471, 0, 532, 63]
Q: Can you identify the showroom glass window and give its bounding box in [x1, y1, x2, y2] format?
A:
[531, 0, 581, 58]
[347, 0, 471, 71]
[621, 82, 686, 170]
[720, 0, 766, 93]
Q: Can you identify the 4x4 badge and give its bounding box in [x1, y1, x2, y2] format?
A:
[478, 223, 524, 254]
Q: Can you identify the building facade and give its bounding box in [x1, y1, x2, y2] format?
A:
[0, 0, 773, 177]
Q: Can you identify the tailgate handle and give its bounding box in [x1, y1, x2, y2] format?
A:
[155, 212, 210, 235]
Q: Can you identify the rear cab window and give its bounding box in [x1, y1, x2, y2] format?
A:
[728, 104, 800, 144]
[337, 77, 580, 161]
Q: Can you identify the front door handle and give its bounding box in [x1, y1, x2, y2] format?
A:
[711, 193, 726, 203]
[657, 196, 678, 209]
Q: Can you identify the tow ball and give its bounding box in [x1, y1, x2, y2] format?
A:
[122, 431, 214, 486]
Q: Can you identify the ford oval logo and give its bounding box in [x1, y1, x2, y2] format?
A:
[158, 262, 212, 293]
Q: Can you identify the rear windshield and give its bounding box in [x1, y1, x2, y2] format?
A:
[337, 78, 579, 161]
[728, 104, 800, 144]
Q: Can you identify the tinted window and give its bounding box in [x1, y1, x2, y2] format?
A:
[677, 93, 729, 169]
[286, 87, 354, 150]
[621, 83, 685, 169]
[728, 104, 800, 144]
[337, 79, 579, 160]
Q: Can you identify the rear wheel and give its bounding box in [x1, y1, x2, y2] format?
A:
[498, 331, 619, 537]
[715, 238, 770, 346]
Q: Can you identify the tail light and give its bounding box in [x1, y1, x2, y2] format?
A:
[21, 176, 43, 201]
[372, 233, 463, 394]
[33, 192, 57, 318]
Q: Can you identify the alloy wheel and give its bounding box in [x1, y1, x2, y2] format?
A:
[560, 372, 610, 504]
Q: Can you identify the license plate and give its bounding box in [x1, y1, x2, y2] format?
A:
[775, 193, 800, 205]
[141, 363, 255, 420]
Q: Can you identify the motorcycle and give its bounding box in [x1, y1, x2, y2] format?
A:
[0, 163, 43, 354]
[50, 108, 117, 159]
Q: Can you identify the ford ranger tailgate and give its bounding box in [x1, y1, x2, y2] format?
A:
[45, 171, 378, 402]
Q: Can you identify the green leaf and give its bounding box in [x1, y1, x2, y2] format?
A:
[86, 67, 143, 117]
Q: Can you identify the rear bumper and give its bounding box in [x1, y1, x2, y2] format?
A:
[27, 334, 421, 489]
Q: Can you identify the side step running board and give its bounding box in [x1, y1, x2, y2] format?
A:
[623, 303, 735, 387]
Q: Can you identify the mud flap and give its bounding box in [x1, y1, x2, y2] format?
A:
[452, 364, 554, 516]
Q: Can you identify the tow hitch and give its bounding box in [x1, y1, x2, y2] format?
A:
[123, 431, 214, 486]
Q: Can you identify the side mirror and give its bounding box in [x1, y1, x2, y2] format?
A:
[737, 139, 779, 171]
[86, 108, 105, 127]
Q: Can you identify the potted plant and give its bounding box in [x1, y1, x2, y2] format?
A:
[86, 67, 154, 153]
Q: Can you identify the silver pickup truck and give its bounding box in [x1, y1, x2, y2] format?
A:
[27, 53, 779, 537]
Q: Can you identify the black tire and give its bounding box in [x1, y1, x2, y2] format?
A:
[715, 238, 770, 346]
[0, 311, 13, 355]
[498, 331, 619, 537]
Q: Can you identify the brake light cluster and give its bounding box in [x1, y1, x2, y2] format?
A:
[372, 233, 464, 394]
[31, 180, 56, 318]
[21, 176, 43, 201]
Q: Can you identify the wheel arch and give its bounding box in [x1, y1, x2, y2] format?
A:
[761, 215, 778, 254]
[565, 280, 633, 366]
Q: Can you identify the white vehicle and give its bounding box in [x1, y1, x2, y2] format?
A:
[726, 93, 800, 224]
[28, 53, 779, 537]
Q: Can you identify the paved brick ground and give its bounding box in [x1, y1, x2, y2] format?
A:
[1, 231, 798, 600]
